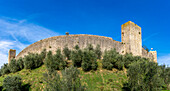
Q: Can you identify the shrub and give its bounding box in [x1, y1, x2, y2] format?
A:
[102, 49, 123, 70]
[82, 49, 98, 71]
[94, 44, 102, 59]
[53, 49, 67, 70]
[63, 45, 71, 60]
[127, 61, 164, 91]
[17, 57, 24, 70]
[62, 66, 86, 91]
[0, 63, 10, 75]
[3, 76, 22, 91]
[23, 53, 34, 69]
[43, 66, 86, 91]
[8, 59, 19, 73]
[71, 45, 83, 67]
[45, 50, 67, 72]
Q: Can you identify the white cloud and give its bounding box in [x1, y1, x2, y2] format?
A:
[0, 17, 60, 67]
[157, 54, 170, 66]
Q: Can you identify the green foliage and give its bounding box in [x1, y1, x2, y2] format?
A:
[53, 49, 67, 70]
[23, 52, 45, 69]
[0, 63, 10, 75]
[23, 53, 35, 69]
[45, 49, 67, 72]
[82, 49, 98, 71]
[3, 76, 22, 91]
[63, 45, 71, 60]
[43, 66, 86, 91]
[71, 45, 83, 67]
[127, 61, 164, 91]
[43, 71, 62, 91]
[62, 66, 86, 91]
[94, 44, 102, 59]
[102, 49, 124, 70]
[17, 57, 24, 70]
[8, 59, 19, 73]
[160, 65, 170, 90]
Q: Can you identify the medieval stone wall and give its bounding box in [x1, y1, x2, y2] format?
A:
[16, 34, 126, 59]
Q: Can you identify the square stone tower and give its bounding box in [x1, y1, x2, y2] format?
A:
[121, 21, 142, 56]
[8, 49, 16, 63]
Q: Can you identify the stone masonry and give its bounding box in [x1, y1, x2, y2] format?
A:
[8, 21, 157, 63]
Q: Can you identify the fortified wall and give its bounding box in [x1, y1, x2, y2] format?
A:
[8, 21, 157, 63]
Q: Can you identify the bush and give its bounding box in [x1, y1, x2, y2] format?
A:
[53, 49, 67, 70]
[45, 50, 67, 72]
[43, 66, 86, 91]
[94, 44, 102, 59]
[63, 45, 71, 60]
[3, 76, 22, 91]
[17, 57, 24, 70]
[8, 59, 19, 73]
[62, 66, 86, 91]
[82, 49, 98, 71]
[127, 61, 164, 91]
[160, 65, 170, 90]
[71, 45, 83, 67]
[23, 53, 35, 69]
[102, 49, 124, 70]
[0, 63, 10, 75]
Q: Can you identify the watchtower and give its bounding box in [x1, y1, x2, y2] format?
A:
[121, 21, 142, 56]
[8, 49, 16, 63]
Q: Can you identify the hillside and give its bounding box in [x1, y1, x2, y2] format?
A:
[0, 60, 127, 91]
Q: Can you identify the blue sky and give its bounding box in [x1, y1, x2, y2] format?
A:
[0, 0, 169, 66]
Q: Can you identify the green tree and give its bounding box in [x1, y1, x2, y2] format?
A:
[0, 63, 10, 75]
[8, 59, 19, 73]
[102, 49, 124, 70]
[71, 45, 83, 67]
[94, 44, 102, 59]
[160, 65, 170, 90]
[23, 53, 35, 69]
[17, 57, 24, 70]
[127, 61, 164, 91]
[53, 49, 67, 70]
[3, 76, 22, 91]
[63, 45, 71, 60]
[82, 49, 98, 71]
[62, 66, 86, 91]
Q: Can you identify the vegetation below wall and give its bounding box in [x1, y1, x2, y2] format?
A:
[0, 44, 169, 91]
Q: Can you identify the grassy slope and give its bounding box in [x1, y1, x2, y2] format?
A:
[0, 60, 127, 91]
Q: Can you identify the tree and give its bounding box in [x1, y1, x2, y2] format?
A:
[62, 66, 86, 91]
[43, 66, 86, 91]
[71, 45, 83, 67]
[127, 61, 164, 91]
[160, 65, 170, 90]
[94, 44, 102, 59]
[0, 63, 10, 75]
[3, 76, 22, 91]
[43, 71, 62, 91]
[63, 45, 71, 60]
[102, 49, 124, 70]
[53, 49, 67, 70]
[8, 59, 19, 73]
[45, 50, 67, 72]
[82, 49, 98, 71]
[23, 53, 35, 69]
[17, 57, 24, 70]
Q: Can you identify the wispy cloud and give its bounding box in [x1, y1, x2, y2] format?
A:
[158, 54, 170, 66]
[143, 32, 159, 42]
[0, 17, 60, 67]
